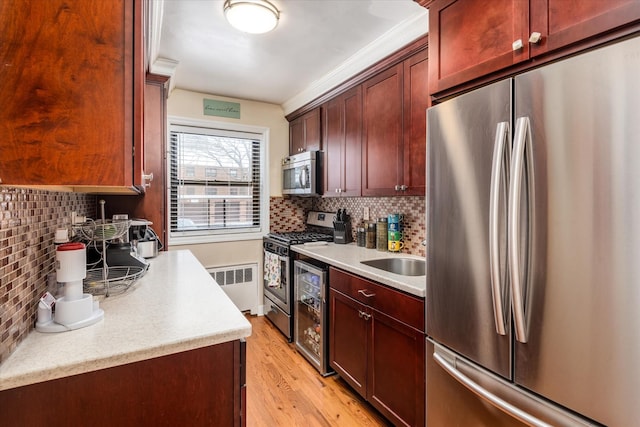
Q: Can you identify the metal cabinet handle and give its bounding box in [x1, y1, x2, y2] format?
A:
[512, 39, 523, 50]
[433, 348, 552, 427]
[489, 122, 510, 336]
[509, 116, 532, 344]
[358, 310, 371, 320]
[142, 173, 154, 188]
[358, 289, 375, 298]
[394, 185, 400, 191]
[400, 184, 408, 191]
[529, 32, 542, 44]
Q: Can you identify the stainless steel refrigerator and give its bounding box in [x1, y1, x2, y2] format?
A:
[426, 35, 640, 426]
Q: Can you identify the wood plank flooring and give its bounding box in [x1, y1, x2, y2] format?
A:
[245, 314, 392, 427]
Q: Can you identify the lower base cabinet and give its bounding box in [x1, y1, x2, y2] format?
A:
[329, 267, 425, 427]
[0, 340, 246, 427]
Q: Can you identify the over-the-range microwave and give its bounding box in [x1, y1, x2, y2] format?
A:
[281, 151, 319, 196]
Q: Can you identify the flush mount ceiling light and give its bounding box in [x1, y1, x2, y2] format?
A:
[223, 0, 280, 34]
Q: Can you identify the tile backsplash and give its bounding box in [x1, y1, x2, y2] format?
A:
[270, 195, 426, 256]
[0, 187, 95, 363]
[269, 196, 313, 233]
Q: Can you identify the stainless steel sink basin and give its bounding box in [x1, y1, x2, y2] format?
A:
[360, 258, 426, 276]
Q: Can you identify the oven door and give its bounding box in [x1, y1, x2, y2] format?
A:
[263, 249, 290, 313]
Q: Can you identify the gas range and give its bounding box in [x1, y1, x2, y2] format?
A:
[263, 211, 335, 341]
[265, 231, 334, 246]
[265, 211, 335, 248]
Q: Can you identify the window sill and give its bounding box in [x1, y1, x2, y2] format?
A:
[168, 230, 266, 246]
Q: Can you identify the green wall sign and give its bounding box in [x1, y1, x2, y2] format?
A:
[203, 99, 241, 119]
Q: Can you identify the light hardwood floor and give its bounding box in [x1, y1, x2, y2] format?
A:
[245, 315, 392, 427]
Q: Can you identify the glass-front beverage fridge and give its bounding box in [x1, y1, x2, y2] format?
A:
[294, 259, 333, 376]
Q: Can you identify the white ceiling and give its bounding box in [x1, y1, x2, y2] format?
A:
[151, 0, 428, 114]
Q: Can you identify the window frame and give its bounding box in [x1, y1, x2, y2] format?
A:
[167, 116, 270, 245]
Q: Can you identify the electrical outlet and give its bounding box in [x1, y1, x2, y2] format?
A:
[363, 207, 370, 221]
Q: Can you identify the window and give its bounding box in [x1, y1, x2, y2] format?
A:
[168, 119, 268, 244]
[205, 167, 217, 178]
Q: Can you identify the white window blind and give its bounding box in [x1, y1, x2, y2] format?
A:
[169, 123, 265, 242]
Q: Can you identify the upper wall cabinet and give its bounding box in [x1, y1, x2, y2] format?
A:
[402, 49, 429, 197]
[0, 0, 145, 193]
[428, 0, 640, 95]
[361, 64, 404, 196]
[323, 86, 362, 197]
[362, 49, 429, 197]
[289, 108, 322, 155]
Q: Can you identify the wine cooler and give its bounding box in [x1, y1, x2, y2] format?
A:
[293, 260, 333, 376]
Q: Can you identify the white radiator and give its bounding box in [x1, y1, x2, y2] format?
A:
[207, 263, 258, 314]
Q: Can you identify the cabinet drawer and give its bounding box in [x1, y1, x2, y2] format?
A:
[329, 267, 424, 332]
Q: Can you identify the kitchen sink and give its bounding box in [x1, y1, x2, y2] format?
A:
[360, 258, 426, 276]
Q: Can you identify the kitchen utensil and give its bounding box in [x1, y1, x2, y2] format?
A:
[137, 240, 158, 258]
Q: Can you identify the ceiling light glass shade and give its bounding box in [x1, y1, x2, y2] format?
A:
[223, 0, 280, 34]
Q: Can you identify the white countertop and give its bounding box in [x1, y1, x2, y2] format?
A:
[0, 250, 251, 391]
[292, 243, 426, 297]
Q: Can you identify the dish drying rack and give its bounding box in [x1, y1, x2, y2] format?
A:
[73, 201, 147, 296]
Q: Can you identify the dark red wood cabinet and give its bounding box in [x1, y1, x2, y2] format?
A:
[103, 74, 170, 246]
[362, 48, 430, 197]
[0, 0, 145, 192]
[0, 341, 246, 427]
[322, 86, 363, 197]
[402, 49, 430, 197]
[329, 267, 425, 427]
[530, 0, 640, 57]
[361, 64, 404, 196]
[428, 0, 640, 95]
[289, 107, 322, 155]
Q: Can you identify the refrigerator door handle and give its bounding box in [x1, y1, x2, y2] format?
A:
[489, 121, 510, 336]
[509, 116, 532, 343]
[433, 347, 552, 427]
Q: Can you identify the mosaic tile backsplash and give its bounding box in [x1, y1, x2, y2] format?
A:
[270, 196, 426, 257]
[0, 188, 95, 363]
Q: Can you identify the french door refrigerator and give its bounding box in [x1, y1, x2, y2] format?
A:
[426, 35, 640, 426]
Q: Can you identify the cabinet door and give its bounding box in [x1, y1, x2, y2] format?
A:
[303, 108, 322, 152]
[342, 87, 362, 197]
[530, 0, 640, 57]
[322, 98, 344, 196]
[369, 309, 425, 427]
[0, 342, 243, 426]
[290, 117, 306, 154]
[102, 75, 169, 247]
[362, 64, 404, 196]
[289, 108, 321, 154]
[329, 288, 368, 398]
[402, 49, 429, 196]
[322, 86, 362, 197]
[428, 0, 529, 95]
[0, 0, 143, 191]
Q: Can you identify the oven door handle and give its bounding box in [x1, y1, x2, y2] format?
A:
[278, 254, 289, 286]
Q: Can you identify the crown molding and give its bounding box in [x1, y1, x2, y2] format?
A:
[282, 9, 429, 116]
[150, 58, 180, 93]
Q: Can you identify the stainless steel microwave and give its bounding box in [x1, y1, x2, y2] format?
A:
[282, 151, 319, 196]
